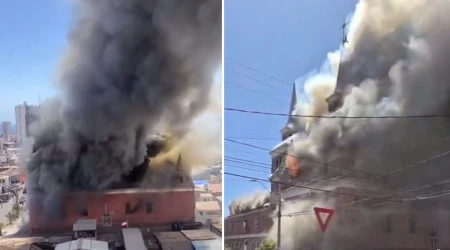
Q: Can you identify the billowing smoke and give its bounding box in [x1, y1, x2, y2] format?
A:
[228, 191, 270, 215]
[26, 0, 221, 215]
[276, 0, 450, 248]
[292, 0, 450, 185]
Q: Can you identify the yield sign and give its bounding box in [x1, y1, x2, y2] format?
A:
[314, 207, 334, 232]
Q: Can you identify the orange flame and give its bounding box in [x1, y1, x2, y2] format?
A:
[286, 155, 301, 179]
[20, 175, 26, 184]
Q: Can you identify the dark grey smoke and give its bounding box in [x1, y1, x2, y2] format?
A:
[26, 0, 221, 215]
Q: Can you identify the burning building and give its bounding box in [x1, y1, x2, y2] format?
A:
[265, 0, 450, 249]
[24, 0, 221, 235]
[224, 192, 274, 249]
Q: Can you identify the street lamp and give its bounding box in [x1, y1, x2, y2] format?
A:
[249, 180, 270, 193]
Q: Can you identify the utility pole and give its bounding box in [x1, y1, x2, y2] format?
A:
[276, 183, 281, 250]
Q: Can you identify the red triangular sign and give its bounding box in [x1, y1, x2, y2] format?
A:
[314, 207, 334, 232]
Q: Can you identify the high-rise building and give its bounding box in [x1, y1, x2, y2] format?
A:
[15, 102, 40, 145]
[1, 121, 11, 138]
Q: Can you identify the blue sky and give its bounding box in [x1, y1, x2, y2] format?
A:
[224, 0, 358, 216]
[0, 0, 73, 122]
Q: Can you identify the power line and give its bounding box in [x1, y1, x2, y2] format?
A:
[226, 164, 269, 174]
[383, 148, 450, 176]
[225, 138, 384, 178]
[225, 107, 450, 119]
[225, 57, 292, 86]
[225, 67, 290, 95]
[224, 157, 378, 187]
[225, 146, 267, 157]
[226, 136, 308, 141]
[226, 80, 289, 105]
[224, 172, 406, 204]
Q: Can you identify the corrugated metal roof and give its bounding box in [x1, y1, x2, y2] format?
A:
[54, 239, 108, 250]
[191, 239, 222, 250]
[73, 219, 97, 231]
[154, 231, 194, 250]
[180, 229, 218, 241]
[122, 228, 147, 250]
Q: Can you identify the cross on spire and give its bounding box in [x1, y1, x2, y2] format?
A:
[340, 19, 349, 45]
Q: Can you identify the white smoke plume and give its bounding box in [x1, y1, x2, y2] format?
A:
[279, 0, 450, 248]
[292, 0, 450, 185]
[26, 0, 221, 216]
[228, 191, 270, 215]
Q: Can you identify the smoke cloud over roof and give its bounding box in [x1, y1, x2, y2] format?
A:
[228, 191, 270, 215]
[292, 0, 450, 185]
[25, 0, 221, 215]
[273, 0, 450, 248]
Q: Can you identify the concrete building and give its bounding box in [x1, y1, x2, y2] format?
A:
[198, 193, 215, 202]
[224, 207, 274, 250]
[207, 183, 222, 197]
[15, 102, 40, 145]
[1, 121, 11, 139]
[195, 200, 221, 225]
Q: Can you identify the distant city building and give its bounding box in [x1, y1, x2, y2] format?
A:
[195, 200, 221, 225]
[15, 102, 40, 145]
[1, 121, 11, 139]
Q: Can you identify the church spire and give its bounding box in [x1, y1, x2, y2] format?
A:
[280, 83, 299, 140]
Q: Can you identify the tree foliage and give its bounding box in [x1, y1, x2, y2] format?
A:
[259, 239, 276, 250]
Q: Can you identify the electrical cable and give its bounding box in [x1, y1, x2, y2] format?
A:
[225, 67, 290, 95]
[226, 138, 384, 178]
[226, 80, 289, 105]
[225, 57, 292, 86]
[225, 107, 450, 119]
[224, 172, 406, 204]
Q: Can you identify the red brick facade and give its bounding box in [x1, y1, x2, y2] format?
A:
[29, 188, 195, 234]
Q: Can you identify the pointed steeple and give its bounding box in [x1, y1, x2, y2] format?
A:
[175, 153, 186, 183]
[327, 47, 347, 112]
[280, 83, 299, 140]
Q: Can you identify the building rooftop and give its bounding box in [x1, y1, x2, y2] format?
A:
[207, 183, 222, 194]
[181, 229, 219, 241]
[196, 201, 221, 212]
[73, 219, 97, 231]
[211, 222, 222, 232]
[154, 231, 194, 250]
[54, 238, 108, 250]
[0, 167, 19, 178]
[215, 196, 222, 202]
[29, 186, 194, 197]
[226, 206, 273, 219]
[199, 193, 213, 198]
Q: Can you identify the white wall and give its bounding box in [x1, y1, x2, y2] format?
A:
[196, 210, 221, 224]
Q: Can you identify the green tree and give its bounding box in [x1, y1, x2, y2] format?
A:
[259, 240, 276, 250]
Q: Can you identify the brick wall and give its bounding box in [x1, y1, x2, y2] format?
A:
[29, 188, 195, 234]
[225, 207, 274, 250]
